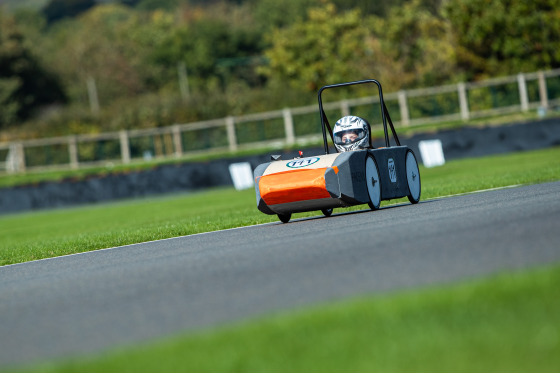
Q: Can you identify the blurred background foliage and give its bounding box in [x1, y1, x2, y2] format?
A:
[0, 0, 559, 141]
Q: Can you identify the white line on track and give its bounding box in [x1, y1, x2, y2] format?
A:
[1, 221, 276, 269]
[430, 184, 522, 199]
[0, 184, 524, 269]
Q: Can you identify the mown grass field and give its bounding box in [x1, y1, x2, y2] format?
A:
[1, 146, 559, 266]
[2, 146, 560, 372]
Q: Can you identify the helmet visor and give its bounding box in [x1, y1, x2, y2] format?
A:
[334, 129, 366, 145]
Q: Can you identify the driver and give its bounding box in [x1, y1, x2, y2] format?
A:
[333, 115, 371, 152]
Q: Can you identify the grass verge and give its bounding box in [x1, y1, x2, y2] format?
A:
[24, 264, 560, 372]
[1, 146, 559, 266]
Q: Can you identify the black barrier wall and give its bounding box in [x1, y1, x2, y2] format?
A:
[1, 118, 559, 214]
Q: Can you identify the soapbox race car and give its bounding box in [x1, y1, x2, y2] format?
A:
[253, 79, 421, 223]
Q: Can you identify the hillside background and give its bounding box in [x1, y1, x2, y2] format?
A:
[1, 0, 559, 142]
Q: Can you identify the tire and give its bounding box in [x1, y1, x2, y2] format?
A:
[405, 150, 421, 204]
[321, 208, 333, 217]
[365, 155, 381, 210]
[278, 213, 291, 223]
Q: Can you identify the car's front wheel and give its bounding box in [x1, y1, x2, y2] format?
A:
[321, 208, 333, 217]
[278, 213, 291, 223]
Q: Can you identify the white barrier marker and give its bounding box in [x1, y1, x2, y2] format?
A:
[229, 162, 254, 190]
[419, 139, 445, 167]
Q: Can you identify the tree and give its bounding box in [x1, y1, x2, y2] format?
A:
[251, 0, 321, 31]
[42, 0, 96, 24]
[330, 0, 406, 17]
[44, 4, 149, 105]
[259, 2, 374, 92]
[371, 0, 459, 89]
[445, 0, 560, 79]
[0, 11, 66, 127]
[134, 0, 180, 11]
[259, 0, 460, 93]
[0, 77, 21, 126]
[153, 16, 264, 89]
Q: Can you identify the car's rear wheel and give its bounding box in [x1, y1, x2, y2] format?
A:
[278, 213, 291, 223]
[365, 155, 381, 210]
[405, 150, 421, 204]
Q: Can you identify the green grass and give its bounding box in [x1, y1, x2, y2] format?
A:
[0, 187, 263, 266]
[1, 146, 559, 266]
[25, 264, 560, 372]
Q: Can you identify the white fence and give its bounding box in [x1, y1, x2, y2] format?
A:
[1, 69, 559, 174]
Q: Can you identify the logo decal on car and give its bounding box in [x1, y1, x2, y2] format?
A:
[388, 158, 397, 183]
[286, 157, 320, 168]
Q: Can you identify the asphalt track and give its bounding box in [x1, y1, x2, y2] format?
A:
[1, 181, 559, 367]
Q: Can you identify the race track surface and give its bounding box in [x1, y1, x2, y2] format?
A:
[1, 181, 559, 366]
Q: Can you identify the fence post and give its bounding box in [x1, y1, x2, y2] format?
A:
[178, 62, 190, 100]
[283, 108, 295, 146]
[7, 142, 26, 173]
[538, 71, 549, 109]
[226, 116, 237, 152]
[458, 82, 470, 121]
[68, 136, 79, 169]
[119, 130, 131, 164]
[172, 125, 183, 158]
[87, 76, 100, 116]
[7, 143, 16, 173]
[517, 73, 529, 112]
[340, 100, 351, 117]
[398, 90, 410, 126]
